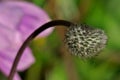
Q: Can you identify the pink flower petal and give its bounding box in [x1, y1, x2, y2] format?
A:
[0, 3, 23, 30]
[0, 59, 21, 80]
[0, 47, 35, 71]
[0, 1, 53, 80]
[18, 47, 35, 71]
[0, 24, 15, 49]
[0, 1, 54, 41]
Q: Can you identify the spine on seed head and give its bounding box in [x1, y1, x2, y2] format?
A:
[64, 24, 107, 58]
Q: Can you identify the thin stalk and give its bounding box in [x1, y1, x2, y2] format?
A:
[8, 20, 74, 80]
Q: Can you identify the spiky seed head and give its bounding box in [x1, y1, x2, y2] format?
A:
[64, 24, 107, 58]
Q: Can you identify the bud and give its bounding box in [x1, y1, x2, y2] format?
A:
[64, 24, 107, 58]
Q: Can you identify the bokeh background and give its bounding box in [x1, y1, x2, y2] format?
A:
[1, 0, 120, 80]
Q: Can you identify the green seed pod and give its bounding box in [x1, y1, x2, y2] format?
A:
[64, 24, 107, 58]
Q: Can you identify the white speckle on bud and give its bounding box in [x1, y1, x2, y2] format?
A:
[64, 24, 108, 58]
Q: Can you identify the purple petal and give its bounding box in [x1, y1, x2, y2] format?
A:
[0, 24, 15, 49]
[0, 3, 23, 30]
[0, 18, 35, 71]
[18, 47, 35, 71]
[0, 60, 21, 80]
[0, 1, 53, 79]
[1, 0, 22, 1]
[0, 1, 54, 41]
[0, 25, 35, 74]
[0, 47, 35, 71]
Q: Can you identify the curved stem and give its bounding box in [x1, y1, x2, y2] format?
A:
[8, 20, 74, 80]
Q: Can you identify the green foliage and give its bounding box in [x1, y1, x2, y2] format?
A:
[32, 0, 45, 7]
[1, 0, 120, 80]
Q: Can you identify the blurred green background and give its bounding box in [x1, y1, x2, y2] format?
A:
[1, 0, 120, 80]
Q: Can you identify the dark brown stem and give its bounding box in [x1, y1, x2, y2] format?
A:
[8, 20, 74, 80]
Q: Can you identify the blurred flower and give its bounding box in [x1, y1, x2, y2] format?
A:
[0, 1, 53, 80]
